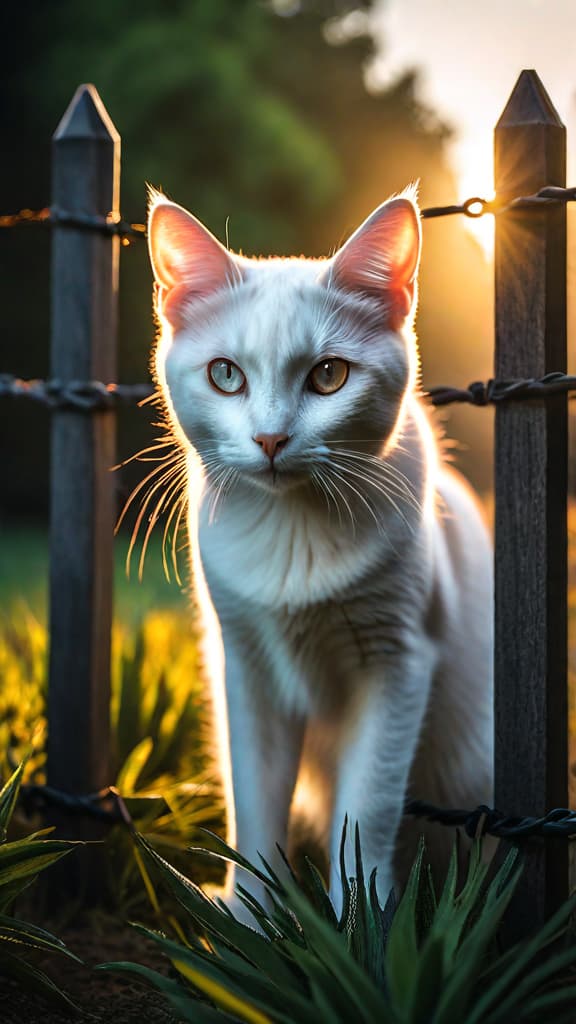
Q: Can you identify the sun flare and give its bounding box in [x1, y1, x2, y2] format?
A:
[454, 139, 495, 261]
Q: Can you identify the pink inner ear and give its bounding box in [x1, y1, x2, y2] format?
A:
[148, 202, 240, 312]
[328, 198, 421, 306]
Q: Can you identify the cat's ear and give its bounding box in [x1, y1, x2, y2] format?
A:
[147, 194, 241, 327]
[324, 190, 421, 325]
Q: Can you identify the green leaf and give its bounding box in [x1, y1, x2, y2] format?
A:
[433, 839, 493, 969]
[190, 828, 278, 890]
[0, 762, 25, 841]
[337, 816, 352, 933]
[433, 859, 523, 1024]
[432, 838, 459, 929]
[0, 836, 74, 887]
[134, 930, 309, 1024]
[116, 736, 154, 794]
[116, 632, 145, 762]
[233, 885, 285, 941]
[288, 944, 355, 1024]
[516, 984, 576, 1022]
[135, 833, 301, 990]
[0, 948, 80, 1012]
[300, 856, 338, 929]
[97, 961, 238, 1022]
[122, 794, 170, 821]
[284, 883, 393, 1024]
[348, 825, 368, 970]
[471, 896, 576, 1024]
[0, 872, 37, 913]
[406, 933, 445, 1021]
[171, 953, 277, 1024]
[0, 915, 83, 961]
[384, 835, 424, 1014]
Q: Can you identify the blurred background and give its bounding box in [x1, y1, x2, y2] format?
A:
[1, 0, 575, 808]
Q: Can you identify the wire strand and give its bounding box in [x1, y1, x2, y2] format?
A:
[1, 185, 576, 244]
[2, 373, 575, 412]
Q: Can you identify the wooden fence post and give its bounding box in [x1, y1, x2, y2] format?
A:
[47, 85, 119, 802]
[494, 70, 568, 934]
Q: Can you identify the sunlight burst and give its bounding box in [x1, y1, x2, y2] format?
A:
[456, 141, 495, 261]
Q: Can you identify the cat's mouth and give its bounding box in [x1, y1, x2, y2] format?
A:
[244, 466, 308, 494]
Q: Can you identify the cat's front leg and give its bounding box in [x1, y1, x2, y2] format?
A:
[221, 639, 305, 921]
[329, 647, 433, 915]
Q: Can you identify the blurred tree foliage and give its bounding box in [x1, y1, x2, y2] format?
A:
[0, 0, 492, 517]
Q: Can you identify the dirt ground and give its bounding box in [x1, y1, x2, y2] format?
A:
[0, 920, 182, 1024]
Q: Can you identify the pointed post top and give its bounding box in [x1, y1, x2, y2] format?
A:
[54, 84, 119, 143]
[497, 70, 564, 128]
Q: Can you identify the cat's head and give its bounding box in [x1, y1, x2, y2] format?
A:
[147, 188, 421, 495]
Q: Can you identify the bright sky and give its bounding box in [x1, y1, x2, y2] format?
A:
[366, 0, 576, 254]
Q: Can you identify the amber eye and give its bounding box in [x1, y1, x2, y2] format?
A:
[207, 359, 246, 395]
[308, 358, 349, 395]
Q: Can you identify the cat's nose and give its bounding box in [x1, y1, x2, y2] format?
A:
[253, 432, 290, 461]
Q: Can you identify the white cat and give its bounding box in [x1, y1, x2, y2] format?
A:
[146, 187, 493, 917]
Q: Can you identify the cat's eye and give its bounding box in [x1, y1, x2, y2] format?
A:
[308, 358, 349, 395]
[208, 359, 246, 395]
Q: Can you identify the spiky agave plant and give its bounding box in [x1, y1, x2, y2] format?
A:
[0, 762, 80, 1011]
[100, 822, 576, 1023]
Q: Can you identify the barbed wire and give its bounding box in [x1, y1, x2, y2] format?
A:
[0, 374, 155, 410]
[1, 373, 575, 412]
[20, 783, 124, 823]
[16, 782, 576, 840]
[421, 185, 576, 220]
[405, 799, 576, 840]
[426, 372, 576, 407]
[1, 186, 575, 246]
[0, 206, 146, 245]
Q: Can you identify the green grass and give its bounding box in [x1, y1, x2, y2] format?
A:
[0, 522, 224, 912]
[0, 523, 189, 624]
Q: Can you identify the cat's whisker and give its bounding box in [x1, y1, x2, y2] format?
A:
[311, 468, 341, 527]
[322, 470, 347, 531]
[320, 465, 350, 530]
[389, 442, 425, 462]
[310, 468, 329, 510]
[322, 467, 359, 536]
[206, 466, 229, 524]
[154, 466, 188, 559]
[376, 458, 424, 497]
[329, 439, 422, 461]
[162, 484, 189, 585]
[327, 465, 388, 540]
[330, 451, 422, 517]
[126, 461, 186, 577]
[328, 447, 423, 502]
[330, 459, 417, 536]
[138, 468, 188, 581]
[329, 453, 419, 523]
[329, 444, 418, 472]
[111, 439, 178, 471]
[209, 467, 235, 524]
[171, 496, 190, 585]
[137, 389, 163, 408]
[115, 450, 183, 534]
[221, 467, 240, 513]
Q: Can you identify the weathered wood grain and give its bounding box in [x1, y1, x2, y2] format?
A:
[494, 70, 568, 935]
[48, 85, 119, 798]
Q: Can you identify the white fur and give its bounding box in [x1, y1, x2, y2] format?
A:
[147, 191, 493, 917]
